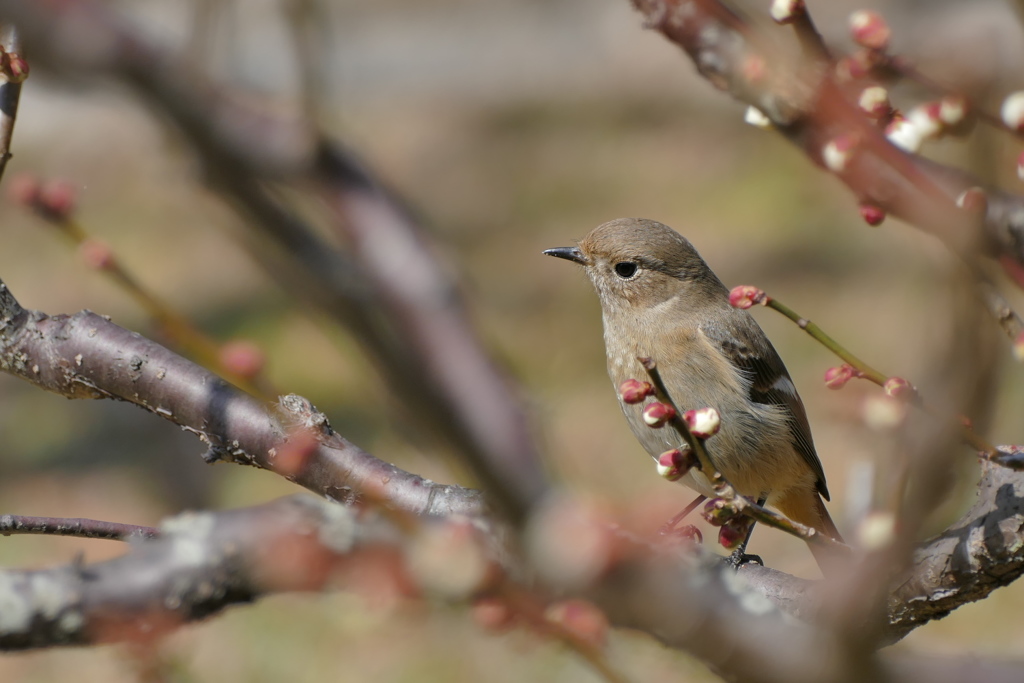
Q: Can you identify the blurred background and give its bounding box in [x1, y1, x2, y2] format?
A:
[2, 0, 1024, 680]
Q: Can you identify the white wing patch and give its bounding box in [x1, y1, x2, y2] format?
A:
[772, 375, 797, 397]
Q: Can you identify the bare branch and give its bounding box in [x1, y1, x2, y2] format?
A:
[0, 515, 157, 541]
[0, 0, 548, 522]
[0, 278, 483, 519]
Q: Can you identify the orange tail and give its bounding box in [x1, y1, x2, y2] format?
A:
[775, 488, 845, 575]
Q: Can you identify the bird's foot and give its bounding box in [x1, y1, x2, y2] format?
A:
[660, 523, 703, 544]
[726, 549, 763, 569]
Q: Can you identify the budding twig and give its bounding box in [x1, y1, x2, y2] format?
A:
[637, 357, 847, 551]
[10, 175, 276, 400]
[730, 286, 1000, 459]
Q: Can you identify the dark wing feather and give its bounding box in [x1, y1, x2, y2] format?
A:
[701, 312, 830, 500]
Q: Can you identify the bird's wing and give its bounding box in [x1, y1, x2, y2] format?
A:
[701, 313, 830, 500]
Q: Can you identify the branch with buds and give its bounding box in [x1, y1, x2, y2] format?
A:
[729, 285, 1003, 462]
[632, 358, 849, 554]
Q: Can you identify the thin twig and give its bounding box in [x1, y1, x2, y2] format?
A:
[0, 514, 158, 541]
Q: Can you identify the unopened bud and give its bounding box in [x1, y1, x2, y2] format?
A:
[883, 376, 915, 401]
[38, 180, 76, 220]
[728, 285, 767, 309]
[835, 53, 871, 81]
[823, 135, 856, 172]
[718, 517, 754, 551]
[907, 102, 943, 141]
[858, 204, 885, 227]
[938, 95, 967, 127]
[824, 364, 857, 389]
[6, 53, 28, 83]
[657, 446, 695, 482]
[702, 497, 740, 527]
[770, 0, 805, 25]
[684, 407, 721, 438]
[79, 239, 114, 270]
[1002, 91, 1024, 132]
[744, 106, 772, 129]
[219, 340, 267, 379]
[857, 86, 890, 119]
[544, 600, 609, 651]
[850, 10, 890, 51]
[642, 402, 675, 428]
[618, 378, 654, 405]
[956, 186, 987, 213]
[885, 116, 922, 153]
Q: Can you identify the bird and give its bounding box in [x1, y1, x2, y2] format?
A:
[544, 217, 842, 571]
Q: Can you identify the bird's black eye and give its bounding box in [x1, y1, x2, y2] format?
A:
[614, 261, 638, 279]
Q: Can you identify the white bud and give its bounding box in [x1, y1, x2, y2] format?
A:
[770, 0, 803, 24]
[885, 118, 922, 152]
[939, 96, 966, 127]
[744, 106, 772, 129]
[1001, 91, 1024, 131]
[907, 105, 942, 141]
[822, 137, 853, 172]
[857, 86, 889, 117]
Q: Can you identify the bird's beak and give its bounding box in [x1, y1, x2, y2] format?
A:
[543, 246, 589, 265]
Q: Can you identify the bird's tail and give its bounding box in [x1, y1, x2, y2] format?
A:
[775, 489, 846, 575]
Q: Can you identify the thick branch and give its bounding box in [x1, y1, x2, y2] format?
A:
[0, 279, 483, 519]
[0, 0, 547, 523]
[631, 0, 1024, 267]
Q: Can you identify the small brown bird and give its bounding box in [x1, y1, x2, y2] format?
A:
[545, 218, 842, 570]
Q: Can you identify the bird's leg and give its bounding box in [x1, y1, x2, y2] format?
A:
[659, 494, 706, 538]
[727, 496, 766, 568]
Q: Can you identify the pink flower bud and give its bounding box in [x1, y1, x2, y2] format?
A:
[6, 53, 28, 84]
[824, 364, 857, 389]
[684, 407, 721, 439]
[38, 180, 76, 220]
[857, 86, 890, 119]
[956, 187, 987, 213]
[618, 378, 653, 405]
[770, 0, 805, 24]
[718, 517, 754, 551]
[472, 597, 516, 632]
[741, 54, 766, 84]
[656, 446, 695, 482]
[858, 204, 885, 227]
[835, 54, 871, 82]
[728, 285, 767, 309]
[1002, 91, 1024, 132]
[219, 340, 267, 379]
[822, 135, 856, 172]
[1014, 331, 1024, 362]
[79, 239, 114, 271]
[544, 600, 609, 651]
[850, 10, 890, 51]
[883, 376, 915, 401]
[642, 402, 675, 428]
[939, 96, 967, 127]
[702, 498, 739, 527]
